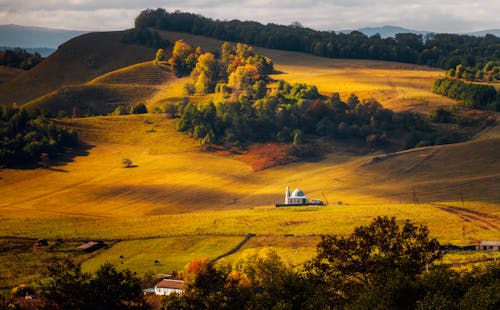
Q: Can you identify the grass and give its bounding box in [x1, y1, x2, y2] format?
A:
[0, 31, 155, 106]
[159, 30, 457, 113]
[0, 113, 498, 291]
[0, 31, 499, 291]
[81, 236, 245, 274]
[0, 66, 22, 84]
[0, 238, 94, 291]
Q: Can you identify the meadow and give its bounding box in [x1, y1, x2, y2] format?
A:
[1, 113, 498, 290]
[0, 31, 498, 291]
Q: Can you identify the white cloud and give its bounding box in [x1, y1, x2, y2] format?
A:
[0, 0, 498, 32]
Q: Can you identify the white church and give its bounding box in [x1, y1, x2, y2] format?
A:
[276, 186, 324, 207]
[285, 186, 308, 205]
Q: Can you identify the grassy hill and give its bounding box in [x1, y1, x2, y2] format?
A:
[23, 62, 177, 116]
[159, 31, 457, 113]
[0, 65, 22, 83]
[8, 30, 457, 115]
[0, 113, 498, 289]
[0, 31, 155, 105]
[0, 31, 498, 291]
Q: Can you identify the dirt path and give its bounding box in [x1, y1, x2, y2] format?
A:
[431, 203, 499, 231]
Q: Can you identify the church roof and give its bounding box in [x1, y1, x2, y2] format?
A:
[291, 188, 306, 197]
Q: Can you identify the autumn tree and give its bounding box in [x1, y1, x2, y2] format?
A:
[168, 40, 199, 76]
[190, 52, 218, 94]
[153, 48, 167, 65]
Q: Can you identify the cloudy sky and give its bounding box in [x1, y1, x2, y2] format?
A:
[0, 0, 498, 32]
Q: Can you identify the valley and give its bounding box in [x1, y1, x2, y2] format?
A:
[0, 28, 498, 298]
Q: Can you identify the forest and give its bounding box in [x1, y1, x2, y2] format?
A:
[0, 105, 78, 167]
[0, 48, 43, 70]
[134, 9, 500, 70]
[432, 78, 499, 111]
[167, 41, 464, 153]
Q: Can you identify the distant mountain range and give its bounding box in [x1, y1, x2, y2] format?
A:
[338, 25, 500, 38]
[0, 24, 87, 56]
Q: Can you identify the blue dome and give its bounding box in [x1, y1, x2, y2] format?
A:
[291, 188, 305, 197]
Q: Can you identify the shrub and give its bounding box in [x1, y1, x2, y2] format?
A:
[122, 158, 133, 168]
[111, 106, 129, 115]
[130, 103, 148, 114]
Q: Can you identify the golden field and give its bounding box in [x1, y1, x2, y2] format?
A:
[1, 113, 499, 288]
[0, 30, 499, 290]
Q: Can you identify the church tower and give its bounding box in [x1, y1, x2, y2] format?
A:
[285, 186, 290, 204]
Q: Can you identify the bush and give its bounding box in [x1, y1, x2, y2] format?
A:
[111, 106, 129, 115]
[122, 158, 133, 168]
[130, 103, 148, 114]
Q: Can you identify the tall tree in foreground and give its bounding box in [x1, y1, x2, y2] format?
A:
[305, 216, 441, 308]
[40, 259, 148, 310]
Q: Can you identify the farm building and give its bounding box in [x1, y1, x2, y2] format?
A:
[154, 279, 183, 295]
[477, 241, 500, 251]
[276, 186, 324, 207]
[78, 241, 104, 252]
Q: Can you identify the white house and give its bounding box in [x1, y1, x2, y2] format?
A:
[285, 186, 308, 205]
[154, 279, 183, 295]
[478, 241, 500, 251]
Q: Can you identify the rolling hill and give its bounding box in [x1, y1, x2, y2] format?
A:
[23, 61, 178, 116]
[0, 31, 156, 105]
[16, 29, 455, 116]
[0, 30, 498, 289]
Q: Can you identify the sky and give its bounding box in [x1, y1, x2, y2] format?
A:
[0, 0, 498, 33]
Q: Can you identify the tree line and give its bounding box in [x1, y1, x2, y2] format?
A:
[432, 78, 499, 111]
[121, 27, 168, 49]
[0, 105, 78, 167]
[446, 61, 500, 82]
[0, 48, 43, 70]
[6, 217, 497, 309]
[134, 8, 500, 69]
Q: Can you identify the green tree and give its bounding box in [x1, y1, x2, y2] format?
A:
[293, 129, 303, 145]
[305, 216, 441, 308]
[41, 259, 148, 310]
[130, 103, 148, 114]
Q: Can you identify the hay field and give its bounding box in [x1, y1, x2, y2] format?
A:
[1, 115, 498, 241]
[1, 114, 499, 287]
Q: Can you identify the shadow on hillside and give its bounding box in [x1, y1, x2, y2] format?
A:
[49, 143, 94, 169]
[91, 183, 281, 215]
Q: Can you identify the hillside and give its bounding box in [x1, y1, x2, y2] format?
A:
[24, 62, 177, 116]
[0, 113, 498, 288]
[0, 66, 22, 83]
[0, 31, 156, 105]
[156, 31, 455, 113]
[17, 30, 456, 115]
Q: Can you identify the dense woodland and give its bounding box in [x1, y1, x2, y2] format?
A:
[0, 105, 78, 167]
[3, 217, 498, 309]
[0, 48, 43, 70]
[167, 41, 463, 153]
[135, 9, 500, 70]
[121, 27, 168, 49]
[432, 78, 499, 111]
